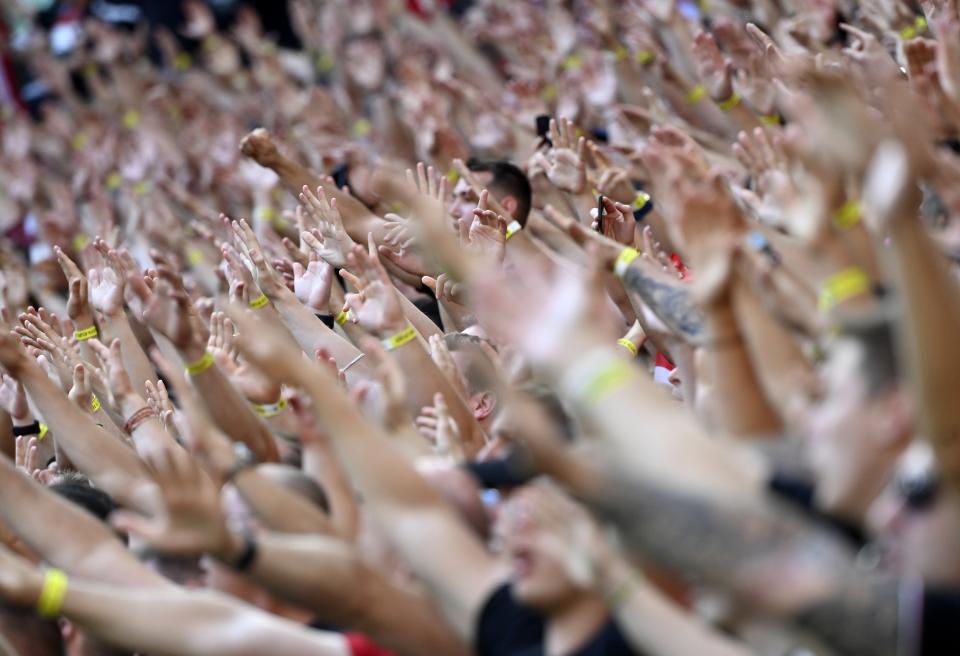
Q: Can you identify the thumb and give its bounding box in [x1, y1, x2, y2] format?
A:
[421, 276, 438, 292]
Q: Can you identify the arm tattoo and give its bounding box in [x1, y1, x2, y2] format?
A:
[620, 264, 704, 341]
[590, 474, 898, 656]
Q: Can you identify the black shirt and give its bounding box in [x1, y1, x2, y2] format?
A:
[475, 584, 638, 656]
[920, 587, 960, 656]
[767, 472, 868, 548]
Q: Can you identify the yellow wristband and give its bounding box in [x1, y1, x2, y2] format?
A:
[74, 326, 98, 342]
[581, 359, 634, 405]
[760, 113, 782, 126]
[506, 220, 523, 240]
[617, 338, 639, 357]
[632, 191, 651, 212]
[562, 53, 583, 71]
[38, 423, 49, 441]
[614, 248, 640, 278]
[901, 16, 927, 40]
[249, 293, 269, 310]
[254, 398, 288, 418]
[819, 267, 870, 311]
[36, 569, 68, 618]
[335, 310, 350, 326]
[90, 394, 101, 413]
[717, 93, 741, 111]
[352, 118, 371, 138]
[382, 325, 417, 352]
[613, 44, 628, 62]
[606, 571, 645, 608]
[185, 352, 215, 376]
[833, 200, 862, 230]
[685, 84, 708, 105]
[635, 49, 655, 65]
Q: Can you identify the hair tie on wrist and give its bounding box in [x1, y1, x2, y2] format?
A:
[124, 407, 156, 434]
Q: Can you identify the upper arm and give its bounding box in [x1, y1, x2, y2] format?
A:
[377, 504, 507, 642]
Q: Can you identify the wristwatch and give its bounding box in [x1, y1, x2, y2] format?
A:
[223, 443, 257, 484]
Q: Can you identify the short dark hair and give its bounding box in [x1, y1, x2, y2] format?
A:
[466, 159, 532, 225]
[49, 476, 116, 523]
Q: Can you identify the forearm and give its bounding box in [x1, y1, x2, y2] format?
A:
[117, 392, 181, 460]
[232, 468, 335, 536]
[303, 442, 360, 541]
[224, 531, 464, 655]
[271, 291, 373, 382]
[887, 218, 960, 492]
[397, 293, 443, 341]
[598, 558, 752, 656]
[102, 312, 158, 398]
[546, 344, 766, 499]
[385, 337, 486, 458]
[698, 302, 782, 437]
[731, 276, 818, 426]
[0, 456, 165, 586]
[61, 582, 348, 656]
[620, 263, 705, 343]
[586, 469, 898, 656]
[182, 345, 279, 463]
[19, 364, 155, 511]
[266, 151, 381, 242]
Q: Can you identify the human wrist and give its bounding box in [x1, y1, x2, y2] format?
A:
[10, 410, 34, 425]
[179, 343, 209, 368]
[374, 318, 410, 341]
[212, 523, 244, 563]
[117, 392, 147, 417]
[598, 557, 645, 608]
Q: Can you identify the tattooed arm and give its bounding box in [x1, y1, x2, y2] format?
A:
[583, 466, 898, 656]
[620, 261, 705, 343]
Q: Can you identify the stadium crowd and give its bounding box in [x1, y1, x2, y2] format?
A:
[0, 0, 956, 654]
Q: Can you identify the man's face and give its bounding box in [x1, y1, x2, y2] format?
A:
[450, 176, 487, 223]
[494, 488, 581, 610]
[867, 444, 960, 584]
[804, 341, 903, 519]
[345, 38, 386, 90]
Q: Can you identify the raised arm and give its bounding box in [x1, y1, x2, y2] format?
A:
[866, 141, 960, 494]
[0, 552, 350, 656]
[0, 450, 164, 587]
[231, 309, 506, 641]
[0, 334, 158, 513]
[131, 272, 279, 463]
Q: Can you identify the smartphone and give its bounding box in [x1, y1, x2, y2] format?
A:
[595, 195, 605, 233]
[535, 114, 553, 148]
